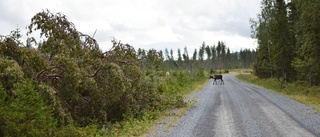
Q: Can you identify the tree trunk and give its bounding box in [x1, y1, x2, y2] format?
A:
[309, 65, 314, 86]
[281, 68, 286, 83]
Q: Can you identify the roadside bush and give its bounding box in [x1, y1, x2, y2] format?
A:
[157, 70, 206, 109]
[210, 68, 216, 74]
[224, 69, 229, 73]
[0, 79, 56, 136]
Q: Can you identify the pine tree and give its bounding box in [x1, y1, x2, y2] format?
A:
[177, 48, 182, 67]
[216, 41, 222, 69]
[270, 0, 294, 82]
[221, 41, 226, 68]
[292, 0, 320, 85]
[211, 45, 216, 69]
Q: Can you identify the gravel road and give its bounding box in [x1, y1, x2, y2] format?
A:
[149, 74, 320, 137]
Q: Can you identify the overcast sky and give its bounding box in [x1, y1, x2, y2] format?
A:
[0, 0, 260, 57]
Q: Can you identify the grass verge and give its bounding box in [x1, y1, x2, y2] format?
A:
[236, 74, 320, 112]
[143, 77, 208, 136]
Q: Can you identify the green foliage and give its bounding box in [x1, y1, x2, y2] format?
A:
[251, 0, 294, 81]
[0, 32, 23, 63]
[21, 47, 48, 78]
[0, 79, 56, 136]
[27, 9, 83, 58]
[292, 0, 320, 86]
[158, 70, 206, 108]
[224, 69, 229, 73]
[210, 69, 216, 74]
[251, 0, 320, 85]
[0, 57, 24, 90]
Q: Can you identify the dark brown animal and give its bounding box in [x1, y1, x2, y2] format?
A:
[213, 74, 224, 85]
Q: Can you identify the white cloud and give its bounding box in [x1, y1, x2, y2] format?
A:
[0, 0, 261, 54]
[202, 30, 257, 51]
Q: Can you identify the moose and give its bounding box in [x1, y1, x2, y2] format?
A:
[210, 74, 224, 85]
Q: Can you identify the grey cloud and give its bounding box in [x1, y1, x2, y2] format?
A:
[0, 0, 260, 53]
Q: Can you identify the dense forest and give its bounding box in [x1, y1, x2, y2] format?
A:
[251, 0, 320, 85]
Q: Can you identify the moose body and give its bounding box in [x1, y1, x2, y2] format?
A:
[211, 74, 224, 85]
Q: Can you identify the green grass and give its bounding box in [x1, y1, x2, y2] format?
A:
[236, 74, 320, 112]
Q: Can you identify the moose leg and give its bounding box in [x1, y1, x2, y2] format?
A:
[221, 79, 224, 85]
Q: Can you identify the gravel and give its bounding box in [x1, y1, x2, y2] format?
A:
[148, 74, 320, 137]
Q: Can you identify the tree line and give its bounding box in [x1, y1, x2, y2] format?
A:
[251, 0, 320, 85]
[161, 41, 256, 71]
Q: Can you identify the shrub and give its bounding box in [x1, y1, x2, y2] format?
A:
[224, 69, 229, 73]
[0, 80, 56, 136]
[210, 69, 216, 74]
